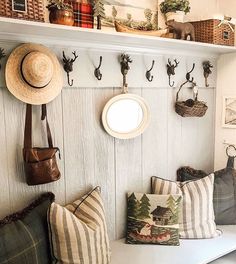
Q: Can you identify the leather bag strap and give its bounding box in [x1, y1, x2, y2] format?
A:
[24, 104, 53, 149]
[41, 104, 53, 148]
[24, 104, 32, 149]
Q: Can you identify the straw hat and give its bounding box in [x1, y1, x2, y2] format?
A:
[5, 43, 63, 105]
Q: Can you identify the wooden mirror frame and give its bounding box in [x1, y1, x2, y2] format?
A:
[102, 93, 150, 139]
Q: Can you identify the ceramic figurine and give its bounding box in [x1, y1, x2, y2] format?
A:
[166, 20, 195, 41]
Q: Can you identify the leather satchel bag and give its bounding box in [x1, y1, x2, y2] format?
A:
[23, 104, 61, 185]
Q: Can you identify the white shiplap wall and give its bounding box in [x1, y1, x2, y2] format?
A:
[0, 41, 216, 240]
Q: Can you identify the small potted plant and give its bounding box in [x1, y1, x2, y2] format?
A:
[160, 0, 190, 22]
[47, 0, 74, 26]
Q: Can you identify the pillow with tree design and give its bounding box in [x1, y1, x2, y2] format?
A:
[126, 192, 182, 245]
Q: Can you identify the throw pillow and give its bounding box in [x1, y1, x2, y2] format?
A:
[48, 186, 110, 264]
[151, 174, 218, 239]
[0, 192, 54, 264]
[177, 157, 236, 225]
[126, 192, 182, 245]
[177, 166, 207, 182]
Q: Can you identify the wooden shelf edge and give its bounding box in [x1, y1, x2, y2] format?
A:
[0, 17, 236, 57]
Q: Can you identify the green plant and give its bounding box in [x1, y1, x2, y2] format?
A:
[46, 0, 73, 11]
[160, 0, 190, 14]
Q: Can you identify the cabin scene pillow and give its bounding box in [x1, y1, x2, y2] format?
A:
[126, 192, 182, 246]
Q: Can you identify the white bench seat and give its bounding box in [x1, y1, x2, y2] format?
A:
[111, 226, 236, 264]
[209, 250, 236, 264]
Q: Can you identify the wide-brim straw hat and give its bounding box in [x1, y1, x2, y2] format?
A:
[5, 43, 63, 105]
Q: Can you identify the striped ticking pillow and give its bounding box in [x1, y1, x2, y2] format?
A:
[177, 157, 236, 225]
[48, 186, 110, 264]
[151, 174, 218, 239]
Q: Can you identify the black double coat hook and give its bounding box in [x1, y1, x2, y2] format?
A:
[146, 60, 155, 82]
[94, 56, 103, 81]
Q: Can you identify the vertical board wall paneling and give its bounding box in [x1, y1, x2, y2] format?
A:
[115, 88, 143, 239]
[62, 88, 96, 202]
[167, 87, 183, 180]
[181, 88, 215, 173]
[166, 56, 186, 180]
[0, 43, 217, 240]
[93, 88, 116, 240]
[0, 88, 10, 218]
[142, 87, 168, 187]
[3, 90, 32, 213]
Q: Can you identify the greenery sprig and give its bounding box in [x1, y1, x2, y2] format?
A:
[160, 0, 190, 14]
[46, 0, 73, 11]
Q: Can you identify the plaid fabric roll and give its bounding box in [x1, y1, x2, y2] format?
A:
[72, 2, 94, 28]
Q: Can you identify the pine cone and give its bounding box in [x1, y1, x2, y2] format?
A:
[185, 99, 194, 107]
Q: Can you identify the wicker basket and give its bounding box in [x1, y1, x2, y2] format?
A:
[0, 0, 44, 22]
[175, 84, 208, 117]
[191, 19, 234, 46]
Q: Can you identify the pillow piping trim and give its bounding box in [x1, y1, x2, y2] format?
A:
[151, 175, 214, 190]
[47, 186, 102, 262]
[72, 186, 101, 214]
[0, 192, 55, 227]
[47, 203, 57, 262]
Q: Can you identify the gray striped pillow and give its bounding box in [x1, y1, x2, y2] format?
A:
[48, 187, 110, 264]
[151, 174, 218, 239]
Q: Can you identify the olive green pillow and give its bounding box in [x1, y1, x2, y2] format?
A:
[0, 193, 54, 264]
[126, 192, 182, 245]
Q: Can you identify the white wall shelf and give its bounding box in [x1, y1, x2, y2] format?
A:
[0, 17, 236, 57]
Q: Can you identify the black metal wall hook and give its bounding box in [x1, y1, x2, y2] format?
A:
[120, 53, 132, 93]
[94, 56, 103, 81]
[146, 60, 155, 82]
[0, 48, 6, 71]
[203, 61, 213, 87]
[176, 63, 197, 102]
[62, 51, 78, 86]
[186, 63, 195, 83]
[167, 59, 179, 87]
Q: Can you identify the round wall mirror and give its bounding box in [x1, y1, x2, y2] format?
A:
[102, 93, 150, 139]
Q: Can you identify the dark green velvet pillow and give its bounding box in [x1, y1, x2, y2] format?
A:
[0, 192, 54, 264]
[177, 157, 236, 225]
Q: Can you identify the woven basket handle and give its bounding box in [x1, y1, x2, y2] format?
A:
[176, 81, 197, 102]
[176, 80, 188, 102]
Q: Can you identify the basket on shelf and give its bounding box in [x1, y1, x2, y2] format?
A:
[191, 19, 234, 46]
[0, 0, 44, 22]
[175, 83, 208, 117]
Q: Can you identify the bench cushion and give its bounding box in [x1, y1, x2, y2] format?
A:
[210, 250, 236, 263]
[111, 226, 236, 264]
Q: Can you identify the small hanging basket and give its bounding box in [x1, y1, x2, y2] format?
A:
[175, 83, 208, 117]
